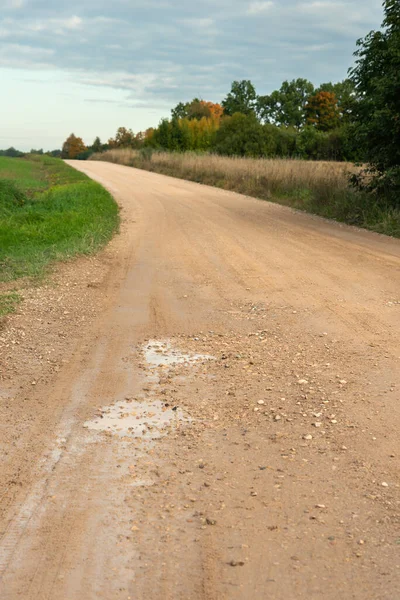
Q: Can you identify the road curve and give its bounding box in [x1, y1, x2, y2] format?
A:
[0, 160, 399, 600]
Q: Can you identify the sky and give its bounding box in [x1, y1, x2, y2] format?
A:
[0, 0, 384, 150]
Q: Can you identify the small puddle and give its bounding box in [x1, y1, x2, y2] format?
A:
[85, 340, 212, 441]
[84, 398, 188, 439]
[144, 340, 213, 368]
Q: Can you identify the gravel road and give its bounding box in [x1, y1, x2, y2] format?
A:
[0, 160, 399, 599]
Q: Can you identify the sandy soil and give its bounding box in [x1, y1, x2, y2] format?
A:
[0, 160, 399, 599]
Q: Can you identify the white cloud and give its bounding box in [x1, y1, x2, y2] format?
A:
[180, 18, 215, 29]
[247, 1, 274, 15]
[2, 0, 24, 7]
[27, 15, 83, 33]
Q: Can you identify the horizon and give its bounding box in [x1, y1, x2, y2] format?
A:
[0, 0, 383, 151]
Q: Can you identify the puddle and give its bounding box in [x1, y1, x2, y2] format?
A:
[85, 340, 212, 440]
[84, 398, 189, 439]
[144, 339, 214, 368]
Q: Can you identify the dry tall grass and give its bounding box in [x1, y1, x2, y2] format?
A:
[92, 148, 354, 199]
[91, 149, 400, 237]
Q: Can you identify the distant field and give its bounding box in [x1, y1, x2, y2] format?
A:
[0, 156, 119, 303]
[92, 149, 400, 238]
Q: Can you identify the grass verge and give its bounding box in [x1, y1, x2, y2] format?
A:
[0, 156, 119, 282]
[0, 291, 22, 318]
[92, 149, 400, 238]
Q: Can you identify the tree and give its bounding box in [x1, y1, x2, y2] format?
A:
[171, 102, 189, 120]
[113, 127, 136, 148]
[61, 134, 87, 159]
[349, 0, 400, 201]
[91, 136, 102, 153]
[221, 80, 257, 116]
[214, 113, 276, 157]
[257, 78, 314, 128]
[317, 79, 357, 123]
[152, 119, 171, 149]
[305, 91, 340, 131]
[202, 101, 224, 120]
[171, 99, 224, 121]
[0, 147, 24, 157]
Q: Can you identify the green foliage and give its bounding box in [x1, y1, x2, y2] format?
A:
[76, 150, 94, 161]
[0, 147, 25, 158]
[349, 0, 400, 204]
[0, 156, 119, 281]
[257, 79, 315, 127]
[152, 119, 171, 149]
[317, 79, 357, 123]
[171, 98, 209, 120]
[0, 292, 22, 318]
[214, 114, 276, 157]
[222, 80, 257, 116]
[139, 146, 154, 161]
[0, 179, 27, 216]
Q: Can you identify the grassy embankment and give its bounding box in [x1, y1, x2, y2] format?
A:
[0, 155, 119, 316]
[92, 149, 400, 238]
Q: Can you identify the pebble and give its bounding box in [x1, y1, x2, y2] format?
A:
[303, 434, 313, 441]
[257, 400, 265, 405]
[382, 482, 389, 487]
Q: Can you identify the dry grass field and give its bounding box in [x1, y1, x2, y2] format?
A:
[92, 149, 400, 237]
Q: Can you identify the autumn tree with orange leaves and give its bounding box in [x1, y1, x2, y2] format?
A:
[171, 99, 224, 122]
[305, 91, 340, 131]
[61, 133, 87, 159]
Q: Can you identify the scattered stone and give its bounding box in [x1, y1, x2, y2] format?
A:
[303, 434, 313, 441]
[382, 482, 389, 487]
[229, 560, 245, 567]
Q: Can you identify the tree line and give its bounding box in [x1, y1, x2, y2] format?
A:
[60, 79, 358, 163]
[3, 1, 398, 205]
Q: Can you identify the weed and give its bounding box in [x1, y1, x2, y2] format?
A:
[0, 291, 22, 318]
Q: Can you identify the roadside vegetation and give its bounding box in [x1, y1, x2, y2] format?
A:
[0, 155, 119, 292]
[2, 2, 399, 242]
[90, 1, 400, 238]
[0, 291, 21, 318]
[92, 149, 399, 238]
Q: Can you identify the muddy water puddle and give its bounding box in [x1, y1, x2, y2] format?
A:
[85, 339, 212, 440]
[84, 398, 188, 439]
[144, 339, 214, 368]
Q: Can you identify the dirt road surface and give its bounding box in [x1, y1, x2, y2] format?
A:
[1, 161, 400, 599]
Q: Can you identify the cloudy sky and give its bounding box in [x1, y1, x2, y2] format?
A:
[0, 0, 384, 150]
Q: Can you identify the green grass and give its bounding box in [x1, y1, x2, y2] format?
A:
[0, 291, 22, 317]
[0, 156, 119, 282]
